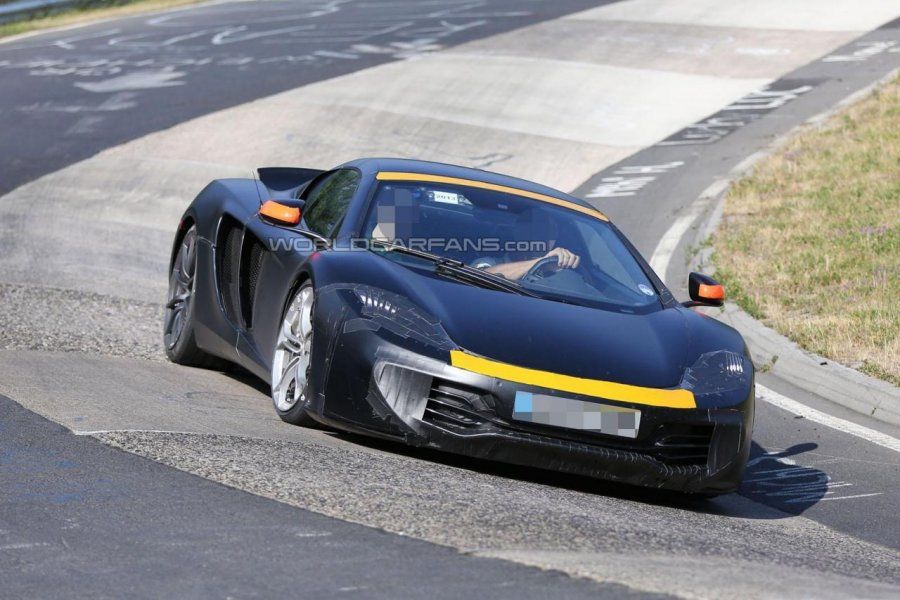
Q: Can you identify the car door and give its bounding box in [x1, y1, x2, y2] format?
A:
[235, 169, 362, 378]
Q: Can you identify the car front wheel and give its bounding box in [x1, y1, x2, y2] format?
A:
[271, 281, 317, 426]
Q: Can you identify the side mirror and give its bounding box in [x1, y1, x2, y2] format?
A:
[685, 272, 725, 307]
[259, 199, 302, 226]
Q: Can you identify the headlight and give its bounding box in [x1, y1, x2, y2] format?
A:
[354, 287, 404, 318]
[680, 350, 751, 399]
[343, 284, 455, 351]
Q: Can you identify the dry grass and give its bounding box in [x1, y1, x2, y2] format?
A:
[0, 0, 206, 39]
[713, 76, 899, 385]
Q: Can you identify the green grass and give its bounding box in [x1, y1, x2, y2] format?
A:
[713, 77, 899, 385]
[0, 0, 205, 39]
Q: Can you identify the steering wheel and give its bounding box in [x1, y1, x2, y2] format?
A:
[522, 255, 561, 282]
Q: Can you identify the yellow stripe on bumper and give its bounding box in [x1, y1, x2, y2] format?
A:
[450, 350, 696, 409]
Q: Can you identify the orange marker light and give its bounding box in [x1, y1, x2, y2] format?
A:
[260, 200, 300, 226]
[698, 283, 725, 301]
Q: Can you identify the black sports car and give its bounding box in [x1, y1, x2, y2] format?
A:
[164, 158, 754, 495]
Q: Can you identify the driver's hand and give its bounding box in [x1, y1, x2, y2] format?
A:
[544, 247, 580, 269]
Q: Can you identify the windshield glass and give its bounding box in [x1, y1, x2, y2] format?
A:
[363, 180, 661, 310]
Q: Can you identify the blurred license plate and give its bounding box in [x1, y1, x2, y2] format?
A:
[512, 391, 641, 438]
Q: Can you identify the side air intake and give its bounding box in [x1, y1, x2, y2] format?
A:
[217, 216, 243, 326]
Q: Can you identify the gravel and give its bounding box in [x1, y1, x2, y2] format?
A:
[0, 282, 164, 360]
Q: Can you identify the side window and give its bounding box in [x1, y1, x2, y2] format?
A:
[302, 169, 361, 237]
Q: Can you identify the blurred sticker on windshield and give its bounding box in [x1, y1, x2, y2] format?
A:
[638, 284, 655, 296]
[431, 191, 462, 204]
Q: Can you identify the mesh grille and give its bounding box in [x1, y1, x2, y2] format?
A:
[240, 235, 265, 328]
[217, 217, 243, 325]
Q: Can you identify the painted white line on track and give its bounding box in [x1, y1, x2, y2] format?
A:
[649, 212, 695, 278]
[648, 181, 724, 278]
[757, 384, 900, 454]
[0, 542, 51, 551]
[0, 0, 247, 47]
[650, 190, 900, 455]
[818, 493, 883, 501]
[648, 209, 702, 279]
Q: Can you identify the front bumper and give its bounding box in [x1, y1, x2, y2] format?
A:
[336, 342, 752, 494]
[311, 284, 753, 494]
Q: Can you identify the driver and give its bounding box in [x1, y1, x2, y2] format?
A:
[480, 209, 580, 280]
[371, 187, 415, 242]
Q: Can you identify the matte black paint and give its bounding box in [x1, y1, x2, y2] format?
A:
[172, 158, 755, 493]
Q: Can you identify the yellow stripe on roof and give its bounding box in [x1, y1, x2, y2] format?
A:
[376, 171, 609, 221]
[450, 350, 696, 409]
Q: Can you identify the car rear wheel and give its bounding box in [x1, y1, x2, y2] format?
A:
[164, 226, 226, 369]
[271, 281, 317, 426]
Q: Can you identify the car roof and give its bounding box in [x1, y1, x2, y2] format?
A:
[339, 157, 600, 213]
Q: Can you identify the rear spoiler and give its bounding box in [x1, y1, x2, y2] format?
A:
[257, 167, 325, 200]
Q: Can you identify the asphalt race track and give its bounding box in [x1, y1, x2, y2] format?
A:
[1, 1, 899, 598]
[0, 0, 609, 195]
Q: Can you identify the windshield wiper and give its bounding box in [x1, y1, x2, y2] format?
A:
[370, 239, 538, 298]
[370, 239, 461, 266]
[437, 263, 540, 298]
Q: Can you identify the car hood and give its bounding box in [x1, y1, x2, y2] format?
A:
[382, 260, 693, 389]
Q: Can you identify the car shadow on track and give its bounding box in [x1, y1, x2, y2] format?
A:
[737, 441, 827, 515]
[326, 431, 828, 520]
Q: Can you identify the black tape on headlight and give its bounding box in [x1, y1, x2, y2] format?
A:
[332, 284, 455, 351]
[680, 350, 752, 407]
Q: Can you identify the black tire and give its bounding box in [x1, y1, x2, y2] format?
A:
[163, 226, 228, 370]
[271, 281, 317, 426]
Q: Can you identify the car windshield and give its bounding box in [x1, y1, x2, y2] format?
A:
[363, 179, 661, 311]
